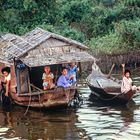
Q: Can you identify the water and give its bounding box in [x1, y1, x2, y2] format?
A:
[76, 88, 140, 140]
[0, 70, 140, 140]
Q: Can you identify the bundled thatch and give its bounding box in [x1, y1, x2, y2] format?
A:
[0, 28, 95, 67]
[0, 33, 33, 64]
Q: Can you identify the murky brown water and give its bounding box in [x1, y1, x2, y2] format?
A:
[0, 69, 140, 140]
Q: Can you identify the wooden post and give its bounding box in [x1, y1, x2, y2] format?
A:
[28, 68, 32, 94]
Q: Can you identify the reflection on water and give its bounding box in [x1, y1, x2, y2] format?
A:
[0, 106, 91, 140]
[0, 69, 140, 140]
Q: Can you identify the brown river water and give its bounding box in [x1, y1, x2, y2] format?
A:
[0, 69, 140, 140]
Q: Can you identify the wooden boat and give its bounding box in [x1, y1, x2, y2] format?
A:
[10, 87, 76, 108]
[0, 28, 94, 108]
[87, 63, 136, 104]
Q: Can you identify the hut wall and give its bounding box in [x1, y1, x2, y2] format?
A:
[20, 37, 85, 59]
[24, 44, 83, 58]
[42, 38, 68, 48]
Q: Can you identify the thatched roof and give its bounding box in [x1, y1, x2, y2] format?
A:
[21, 52, 94, 67]
[0, 33, 33, 64]
[0, 28, 95, 66]
[23, 27, 88, 50]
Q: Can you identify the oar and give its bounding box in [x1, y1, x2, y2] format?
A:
[107, 64, 115, 78]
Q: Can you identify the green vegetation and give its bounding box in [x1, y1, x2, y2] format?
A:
[0, 0, 140, 54]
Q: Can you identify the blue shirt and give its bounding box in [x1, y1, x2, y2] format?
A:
[57, 75, 71, 88]
[67, 65, 78, 77]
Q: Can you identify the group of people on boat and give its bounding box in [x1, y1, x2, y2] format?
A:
[0, 61, 140, 99]
[42, 63, 79, 90]
[0, 63, 79, 98]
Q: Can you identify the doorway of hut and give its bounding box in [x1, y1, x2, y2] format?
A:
[29, 64, 63, 90]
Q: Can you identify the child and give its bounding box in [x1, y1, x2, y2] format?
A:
[66, 63, 79, 84]
[57, 68, 73, 88]
[121, 64, 140, 93]
[42, 66, 55, 90]
[1, 67, 11, 97]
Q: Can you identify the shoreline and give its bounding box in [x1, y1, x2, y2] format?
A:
[90, 50, 140, 73]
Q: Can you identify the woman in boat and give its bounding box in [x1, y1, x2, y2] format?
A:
[57, 68, 73, 88]
[42, 66, 55, 90]
[121, 64, 140, 93]
[1, 67, 11, 97]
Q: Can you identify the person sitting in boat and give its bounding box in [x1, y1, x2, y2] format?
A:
[42, 66, 55, 90]
[1, 67, 11, 97]
[121, 64, 140, 93]
[66, 63, 79, 84]
[57, 68, 73, 88]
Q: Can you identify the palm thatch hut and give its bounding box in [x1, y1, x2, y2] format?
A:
[0, 28, 94, 108]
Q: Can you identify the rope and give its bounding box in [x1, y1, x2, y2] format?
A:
[24, 92, 32, 116]
[24, 88, 42, 115]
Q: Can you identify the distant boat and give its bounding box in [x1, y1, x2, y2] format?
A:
[0, 28, 94, 109]
[87, 63, 136, 105]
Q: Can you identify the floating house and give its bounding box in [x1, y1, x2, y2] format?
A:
[0, 28, 94, 108]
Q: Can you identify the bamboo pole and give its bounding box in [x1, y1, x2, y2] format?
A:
[107, 64, 115, 78]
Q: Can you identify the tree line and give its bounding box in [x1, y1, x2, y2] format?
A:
[0, 0, 140, 54]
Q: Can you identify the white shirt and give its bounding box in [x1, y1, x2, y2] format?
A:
[121, 76, 132, 93]
[5, 74, 11, 82]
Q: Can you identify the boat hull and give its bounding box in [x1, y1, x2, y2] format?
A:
[10, 88, 76, 108]
[88, 84, 135, 105]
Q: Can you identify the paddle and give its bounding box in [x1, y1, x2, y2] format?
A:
[107, 64, 115, 78]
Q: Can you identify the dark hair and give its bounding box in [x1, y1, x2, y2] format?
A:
[1, 67, 11, 74]
[125, 69, 131, 75]
[61, 67, 66, 72]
